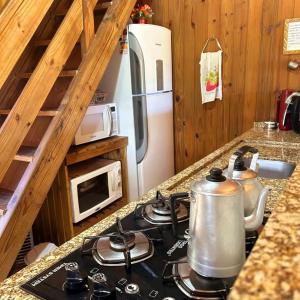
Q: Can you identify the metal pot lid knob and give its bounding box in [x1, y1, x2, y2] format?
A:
[206, 168, 226, 182]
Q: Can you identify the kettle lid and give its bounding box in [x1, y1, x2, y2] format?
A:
[232, 157, 257, 180]
[192, 168, 242, 196]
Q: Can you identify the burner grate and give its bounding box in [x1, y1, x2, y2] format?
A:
[81, 217, 163, 272]
[134, 191, 189, 226]
[162, 258, 234, 299]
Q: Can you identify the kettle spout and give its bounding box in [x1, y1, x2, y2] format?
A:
[245, 187, 270, 231]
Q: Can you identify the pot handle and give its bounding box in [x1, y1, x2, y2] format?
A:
[233, 145, 259, 172]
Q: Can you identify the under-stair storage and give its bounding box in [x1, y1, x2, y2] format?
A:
[33, 136, 128, 246]
[0, 161, 28, 215]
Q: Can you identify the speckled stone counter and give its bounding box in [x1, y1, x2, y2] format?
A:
[1, 126, 300, 299]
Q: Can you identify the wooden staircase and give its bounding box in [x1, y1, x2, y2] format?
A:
[0, 0, 136, 280]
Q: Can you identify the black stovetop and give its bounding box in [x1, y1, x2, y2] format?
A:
[21, 196, 258, 300]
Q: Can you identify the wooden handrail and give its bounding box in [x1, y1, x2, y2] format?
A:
[0, 0, 136, 280]
[0, 0, 83, 185]
[0, 0, 54, 90]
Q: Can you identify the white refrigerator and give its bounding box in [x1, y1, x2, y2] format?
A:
[99, 24, 174, 200]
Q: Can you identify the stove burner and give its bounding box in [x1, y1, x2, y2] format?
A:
[163, 258, 235, 299]
[81, 218, 162, 269]
[109, 232, 135, 251]
[135, 191, 189, 225]
[94, 231, 153, 266]
[175, 259, 235, 299]
[151, 195, 180, 215]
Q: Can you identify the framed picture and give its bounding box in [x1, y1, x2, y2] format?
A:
[283, 18, 300, 54]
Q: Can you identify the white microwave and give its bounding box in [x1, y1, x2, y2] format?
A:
[69, 158, 122, 223]
[74, 103, 118, 145]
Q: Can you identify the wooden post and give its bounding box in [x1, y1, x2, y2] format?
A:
[81, 0, 98, 55]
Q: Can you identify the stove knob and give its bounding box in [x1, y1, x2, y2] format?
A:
[124, 283, 140, 299]
[91, 273, 116, 300]
[64, 262, 87, 293]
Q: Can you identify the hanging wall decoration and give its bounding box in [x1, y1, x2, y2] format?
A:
[200, 37, 223, 104]
[283, 18, 300, 54]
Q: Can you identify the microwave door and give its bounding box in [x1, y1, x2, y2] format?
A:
[74, 105, 111, 145]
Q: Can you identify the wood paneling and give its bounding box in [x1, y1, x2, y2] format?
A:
[152, 0, 300, 172]
[33, 165, 74, 245]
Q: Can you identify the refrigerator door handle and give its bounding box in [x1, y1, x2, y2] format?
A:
[134, 96, 148, 164]
[129, 33, 146, 95]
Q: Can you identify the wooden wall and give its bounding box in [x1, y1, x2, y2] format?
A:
[151, 0, 300, 172]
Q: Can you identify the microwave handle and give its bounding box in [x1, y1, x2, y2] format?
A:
[103, 105, 112, 137]
[107, 106, 113, 136]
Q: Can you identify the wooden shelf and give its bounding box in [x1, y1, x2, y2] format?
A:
[66, 136, 128, 165]
[55, 1, 112, 16]
[0, 109, 58, 117]
[0, 188, 13, 216]
[14, 146, 36, 162]
[19, 70, 78, 79]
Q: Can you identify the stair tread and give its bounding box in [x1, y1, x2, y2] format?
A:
[0, 109, 58, 117]
[55, 1, 112, 16]
[0, 188, 13, 216]
[19, 70, 78, 78]
[34, 39, 51, 46]
[15, 146, 36, 162]
[34, 39, 81, 47]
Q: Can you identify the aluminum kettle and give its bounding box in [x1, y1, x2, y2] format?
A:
[227, 145, 269, 226]
[188, 167, 266, 278]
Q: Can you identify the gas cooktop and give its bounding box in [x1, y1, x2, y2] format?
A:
[21, 192, 258, 299]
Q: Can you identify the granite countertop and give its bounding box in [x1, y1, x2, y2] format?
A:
[1, 125, 300, 299]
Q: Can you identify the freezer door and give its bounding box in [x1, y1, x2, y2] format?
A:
[129, 33, 146, 95]
[137, 92, 175, 196]
[129, 24, 172, 94]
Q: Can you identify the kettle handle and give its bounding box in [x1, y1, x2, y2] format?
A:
[233, 145, 258, 156]
[227, 153, 239, 179]
[234, 145, 259, 172]
[228, 146, 259, 177]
